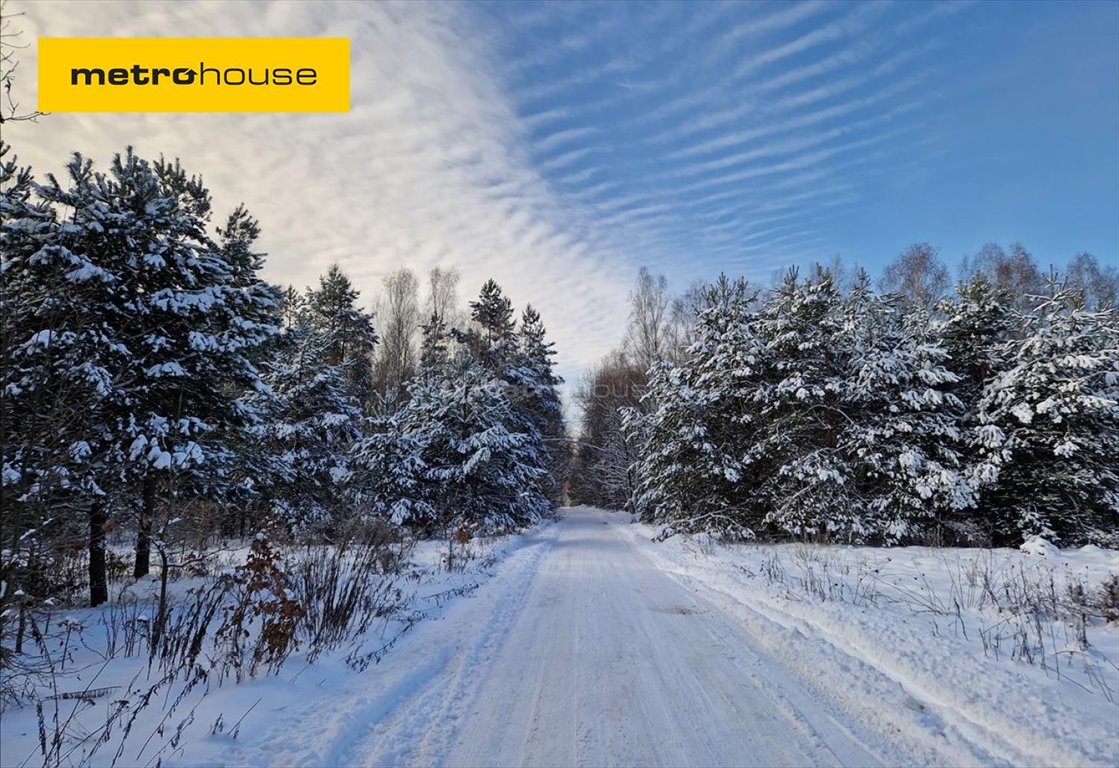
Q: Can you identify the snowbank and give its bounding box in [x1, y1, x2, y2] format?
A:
[619, 519, 1119, 767]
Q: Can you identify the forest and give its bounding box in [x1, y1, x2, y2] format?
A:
[571, 247, 1119, 548]
[4, 142, 1118, 624]
[3, 0, 1118, 764]
[2, 143, 567, 616]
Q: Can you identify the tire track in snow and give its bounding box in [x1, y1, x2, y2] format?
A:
[221, 522, 561, 768]
[338, 523, 562, 767]
[352, 509, 903, 767]
[628, 529, 1111, 768]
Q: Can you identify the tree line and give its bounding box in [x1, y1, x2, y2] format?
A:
[3, 136, 1115, 618]
[570, 245, 1118, 547]
[1, 143, 566, 607]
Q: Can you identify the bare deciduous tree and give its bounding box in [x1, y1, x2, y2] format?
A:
[373, 268, 421, 407]
[625, 267, 671, 374]
[666, 280, 705, 363]
[1, 1, 45, 125]
[960, 241, 1044, 306]
[880, 242, 950, 309]
[569, 350, 644, 509]
[820, 253, 857, 295]
[1065, 252, 1118, 309]
[428, 266, 460, 325]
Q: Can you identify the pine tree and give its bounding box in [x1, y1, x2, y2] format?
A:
[936, 275, 1016, 542]
[511, 306, 567, 503]
[628, 275, 765, 538]
[451, 282, 559, 516]
[4, 147, 281, 590]
[1, 142, 67, 513]
[215, 206, 284, 529]
[939, 275, 1015, 411]
[352, 287, 553, 536]
[471, 279, 516, 344]
[401, 349, 549, 533]
[305, 264, 377, 406]
[975, 288, 1119, 545]
[280, 284, 305, 330]
[1, 144, 118, 605]
[348, 411, 433, 528]
[753, 267, 859, 540]
[102, 152, 279, 576]
[842, 275, 974, 543]
[458, 279, 516, 373]
[254, 305, 363, 533]
[349, 316, 432, 529]
[418, 311, 449, 377]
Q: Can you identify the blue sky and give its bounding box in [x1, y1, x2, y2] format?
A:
[474, 0, 1118, 283]
[12, 0, 1119, 383]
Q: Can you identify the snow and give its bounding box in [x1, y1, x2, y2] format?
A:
[68, 441, 92, 461]
[149, 446, 173, 469]
[619, 515, 1119, 768]
[2, 509, 1115, 767]
[1021, 535, 1061, 557]
[65, 263, 112, 282]
[145, 361, 187, 378]
[0, 528, 543, 768]
[24, 329, 54, 348]
[208, 510, 887, 767]
[227, 508, 1117, 767]
[1011, 402, 1035, 424]
[128, 434, 148, 459]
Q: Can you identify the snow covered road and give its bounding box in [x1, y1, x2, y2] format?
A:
[224, 507, 920, 767]
[408, 507, 899, 768]
[5, 508, 1110, 767]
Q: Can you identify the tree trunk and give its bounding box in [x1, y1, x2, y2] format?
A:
[133, 476, 154, 578]
[152, 544, 169, 654]
[89, 499, 108, 607]
[15, 603, 27, 653]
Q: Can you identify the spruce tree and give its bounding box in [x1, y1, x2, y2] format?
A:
[511, 306, 568, 503]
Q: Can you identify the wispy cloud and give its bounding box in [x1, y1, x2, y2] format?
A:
[19, 0, 1103, 389]
[12, 0, 634, 387]
[703, 0, 834, 68]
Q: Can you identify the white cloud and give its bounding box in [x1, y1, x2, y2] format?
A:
[9, 0, 635, 390]
[7, 0, 990, 402]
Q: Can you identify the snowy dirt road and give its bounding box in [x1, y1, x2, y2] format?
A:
[404, 508, 902, 768]
[224, 508, 921, 768]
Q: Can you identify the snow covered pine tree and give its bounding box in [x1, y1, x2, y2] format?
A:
[3, 146, 280, 602]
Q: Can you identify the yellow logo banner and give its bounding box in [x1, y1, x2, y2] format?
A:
[38, 37, 350, 113]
